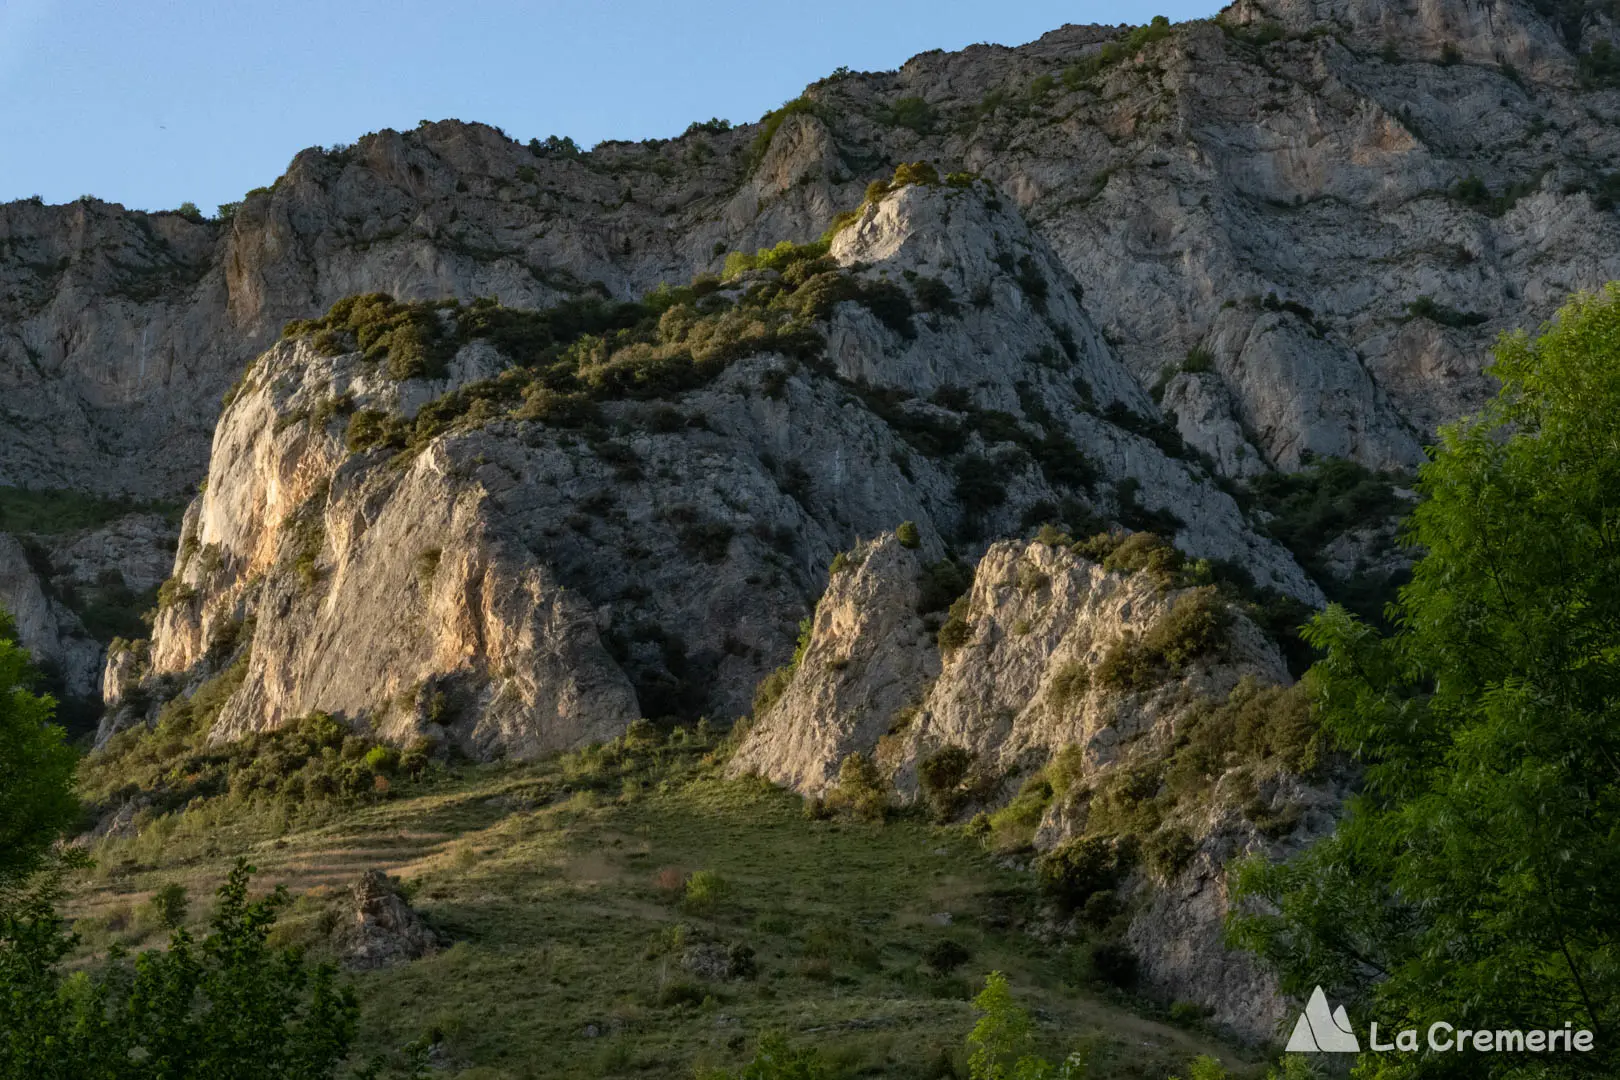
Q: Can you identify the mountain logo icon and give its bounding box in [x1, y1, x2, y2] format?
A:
[1285, 986, 1360, 1053]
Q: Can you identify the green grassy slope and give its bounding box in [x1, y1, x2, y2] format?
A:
[67, 729, 1265, 1079]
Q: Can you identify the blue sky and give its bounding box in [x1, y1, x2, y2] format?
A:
[0, 1, 1219, 214]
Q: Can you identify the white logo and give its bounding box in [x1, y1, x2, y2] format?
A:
[1286, 986, 1360, 1053]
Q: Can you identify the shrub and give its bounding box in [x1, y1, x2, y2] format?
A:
[750, 97, 825, 166]
[918, 745, 975, 821]
[1182, 346, 1214, 373]
[364, 746, 400, 775]
[1405, 295, 1487, 328]
[896, 521, 921, 549]
[683, 117, 731, 135]
[1101, 531, 1183, 587]
[986, 776, 1052, 851]
[1144, 827, 1198, 880]
[918, 559, 971, 615]
[1046, 661, 1090, 711]
[682, 869, 727, 915]
[1142, 586, 1228, 669]
[885, 98, 937, 134]
[937, 596, 974, 652]
[890, 160, 940, 187]
[911, 275, 959, 317]
[828, 752, 888, 822]
[146, 882, 188, 930]
[923, 938, 971, 976]
[1035, 835, 1132, 911]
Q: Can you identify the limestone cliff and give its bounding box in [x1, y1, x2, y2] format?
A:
[116, 179, 1312, 759]
[730, 529, 1338, 1040]
[7, 0, 1620, 500]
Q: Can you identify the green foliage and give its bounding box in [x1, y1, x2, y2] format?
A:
[919, 558, 972, 616]
[884, 97, 937, 134]
[937, 595, 974, 653]
[1062, 15, 1174, 84]
[1181, 347, 1214, 374]
[1244, 457, 1409, 621]
[1162, 679, 1320, 807]
[985, 776, 1052, 852]
[1231, 286, 1620, 1078]
[967, 972, 1092, 1080]
[298, 259, 855, 461]
[0, 617, 79, 891]
[918, 744, 975, 821]
[721, 238, 831, 281]
[683, 117, 732, 135]
[1168, 1055, 1230, 1080]
[896, 520, 922, 549]
[1404, 295, 1487, 328]
[891, 160, 941, 187]
[146, 881, 189, 930]
[0, 859, 357, 1078]
[1449, 170, 1544, 217]
[0, 486, 179, 536]
[1097, 531, 1185, 588]
[826, 752, 888, 822]
[1095, 588, 1228, 691]
[682, 869, 727, 915]
[1035, 835, 1133, 911]
[79, 685, 433, 822]
[698, 1032, 829, 1080]
[1045, 661, 1090, 712]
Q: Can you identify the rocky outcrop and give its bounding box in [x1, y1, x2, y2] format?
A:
[118, 180, 1314, 757]
[726, 534, 940, 793]
[0, 532, 102, 698]
[730, 530, 1331, 1040]
[334, 870, 440, 971]
[8, 1, 1620, 500]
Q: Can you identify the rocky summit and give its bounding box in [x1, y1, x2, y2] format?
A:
[9, 0, 1620, 1063]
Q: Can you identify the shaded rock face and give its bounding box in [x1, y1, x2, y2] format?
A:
[334, 870, 440, 971]
[7, 0, 1620, 498]
[729, 532, 1330, 1041]
[122, 181, 1314, 757]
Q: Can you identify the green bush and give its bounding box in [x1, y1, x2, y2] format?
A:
[890, 160, 940, 187]
[1035, 834, 1133, 911]
[923, 938, 971, 976]
[937, 596, 974, 653]
[986, 776, 1052, 851]
[146, 882, 189, 930]
[1100, 531, 1184, 587]
[918, 745, 975, 821]
[885, 98, 936, 134]
[895, 521, 921, 549]
[1144, 827, 1198, 880]
[1046, 661, 1090, 711]
[1143, 586, 1228, 668]
[1405, 295, 1487, 328]
[682, 869, 727, 915]
[827, 752, 888, 822]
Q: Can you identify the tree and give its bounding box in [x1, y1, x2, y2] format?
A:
[967, 972, 1091, 1080]
[1231, 286, 1620, 1077]
[0, 614, 79, 894]
[0, 859, 358, 1079]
